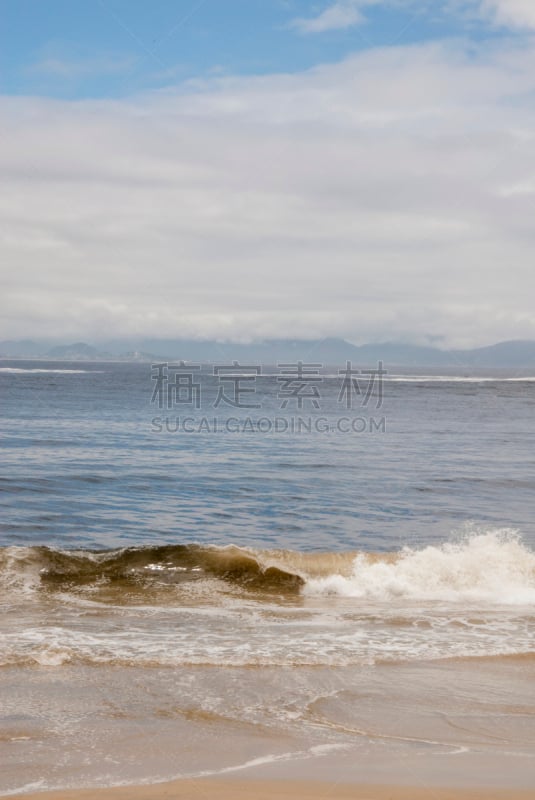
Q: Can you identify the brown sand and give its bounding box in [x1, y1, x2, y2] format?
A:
[18, 779, 535, 800]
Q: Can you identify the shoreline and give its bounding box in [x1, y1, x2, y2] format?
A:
[15, 779, 535, 800]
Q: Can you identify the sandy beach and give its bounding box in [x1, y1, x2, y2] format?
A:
[18, 779, 535, 800]
[17, 779, 535, 800]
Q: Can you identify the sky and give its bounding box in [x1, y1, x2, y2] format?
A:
[1, 1, 535, 348]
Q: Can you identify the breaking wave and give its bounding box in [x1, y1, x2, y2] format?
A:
[1, 531, 534, 668]
[0, 543, 305, 598]
[304, 530, 535, 605]
[1, 530, 534, 606]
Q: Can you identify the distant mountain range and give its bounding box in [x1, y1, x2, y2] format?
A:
[1, 337, 535, 367]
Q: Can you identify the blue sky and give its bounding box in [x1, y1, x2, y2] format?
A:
[2, 1, 535, 347]
[0, 1, 520, 99]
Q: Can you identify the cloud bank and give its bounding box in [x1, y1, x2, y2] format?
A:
[1, 37, 535, 347]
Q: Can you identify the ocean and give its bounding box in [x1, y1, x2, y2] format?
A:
[1, 361, 534, 794]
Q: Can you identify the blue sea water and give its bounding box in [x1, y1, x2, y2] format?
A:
[0, 360, 534, 552]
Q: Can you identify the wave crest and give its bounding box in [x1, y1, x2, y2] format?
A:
[0, 543, 304, 597]
[1, 531, 534, 606]
[304, 531, 535, 604]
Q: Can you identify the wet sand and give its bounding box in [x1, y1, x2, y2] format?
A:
[18, 779, 535, 800]
[3, 657, 535, 797]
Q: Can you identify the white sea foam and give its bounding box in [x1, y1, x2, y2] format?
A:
[385, 375, 535, 383]
[0, 368, 96, 373]
[192, 743, 348, 778]
[304, 531, 535, 605]
[0, 546, 44, 596]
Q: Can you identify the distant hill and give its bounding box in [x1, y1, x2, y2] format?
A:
[0, 339, 44, 357]
[45, 342, 111, 360]
[451, 340, 535, 368]
[1, 337, 535, 367]
[347, 342, 454, 367]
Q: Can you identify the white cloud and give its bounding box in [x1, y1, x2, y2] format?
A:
[289, 1, 535, 36]
[289, 1, 378, 34]
[290, 2, 535, 34]
[1, 39, 535, 347]
[478, 0, 535, 29]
